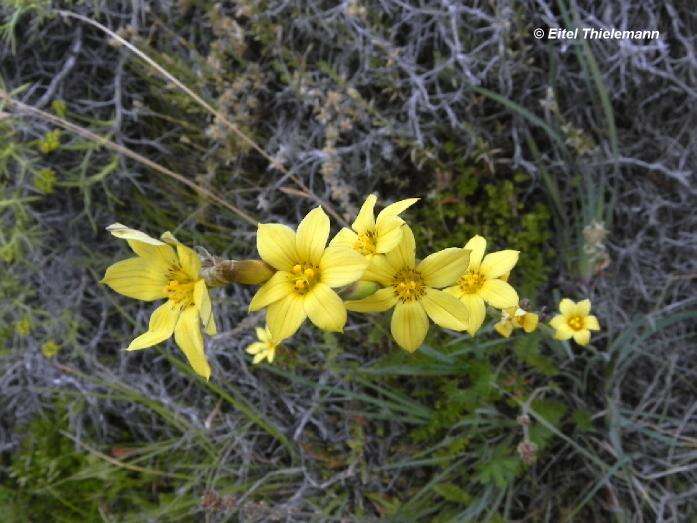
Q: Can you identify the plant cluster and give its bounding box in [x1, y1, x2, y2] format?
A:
[102, 195, 599, 379]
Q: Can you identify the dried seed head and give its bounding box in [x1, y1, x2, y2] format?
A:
[517, 440, 538, 465]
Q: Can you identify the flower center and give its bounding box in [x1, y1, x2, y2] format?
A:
[289, 263, 320, 295]
[392, 268, 425, 302]
[164, 266, 196, 309]
[458, 271, 486, 294]
[165, 279, 195, 309]
[354, 230, 377, 256]
[567, 316, 584, 331]
[510, 308, 526, 327]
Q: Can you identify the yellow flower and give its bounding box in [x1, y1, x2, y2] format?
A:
[329, 194, 418, 281]
[249, 207, 368, 339]
[41, 340, 60, 358]
[101, 223, 216, 380]
[345, 226, 470, 352]
[246, 326, 281, 364]
[494, 306, 539, 338]
[15, 317, 32, 337]
[444, 235, 519, 335]
[549, 298, 600, 346]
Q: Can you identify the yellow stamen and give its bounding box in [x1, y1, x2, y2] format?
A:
[354, 230, 378, 256]
[567, 316, 584, 331]
[288, 262, 320, 295]
[392, 268, 425, 303]
[164, 279, 195, 309]
[458, 271, 486, 294]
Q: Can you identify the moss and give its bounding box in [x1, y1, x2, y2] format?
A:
[2, 401, 159, 520]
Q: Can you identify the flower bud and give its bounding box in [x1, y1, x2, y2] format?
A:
[343, 280, 379, 300]
[200, 259, 274, 287]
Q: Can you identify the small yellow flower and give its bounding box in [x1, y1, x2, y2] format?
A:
[15, 317, 32, 337]
[249, 207, 368, 339]
[39, 130, 61, 154]
[246, 326, 281, 364]
[101, 223, 216, 379]
[549, 298, 600, 346]
[444, 235, 519, 335]
[345, 226, 470, 352]
[329, 194, 418, 281]
[494, 306, 539, 338]
[41, 340, 60, 358]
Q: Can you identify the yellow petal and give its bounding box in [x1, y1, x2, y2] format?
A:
[375, 197, 419, 225]
[464, 235, 487, 271]
[363, 255, 396, 286]
[573, 329, 591, 346]
[522, 313, 539, 333]
[391, 301, 428, 352]
[585, 315, 600, 331]
[126, 239, 177, 269]
[319, 246, 368, 287]
[193, 280, 216, 335]
[204, 315, 218, 336]
[246, 341, 266, 355]
[102, 257, 168, 301]
[552, 322, 574, 341]
[160, 231, 179, 245]
[328, 227, 358, 250]
[255, 326, 268, 341]
[257, 223, 298, 271]
[304, 283, 346, 332]
[127, 302, 179, 350]
[478, 279, 519, 308]
[266, 294, 306, 339]
[459, 293, 486, 336]
[177, 243, 201, 281]
[417, 248, 470, 288]
[444, 285, 464, 299]
[374, 218, 405, 254]
[296, 207, 330, 265]
[480, 250, 519, 279]
[174, 306, 211, 380]
[249, 271, 293, 311]
[549, 315, 567, 330]
[385, 224, 415, 270]
[352, 194, 377, 234]
[345, 287, 398, 312]
[559, 298, 576, 316]
[576, 299, 592, 316]
[106, 223, 165, 245]
[420, 288, 468, 331]
[494, 320, 514, 338]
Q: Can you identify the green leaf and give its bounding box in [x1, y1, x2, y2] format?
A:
[529, 399, 568, 448]
[475, 446, 521, 488]
[572, 409, 594, 432]
[514, 333, 559, 376]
